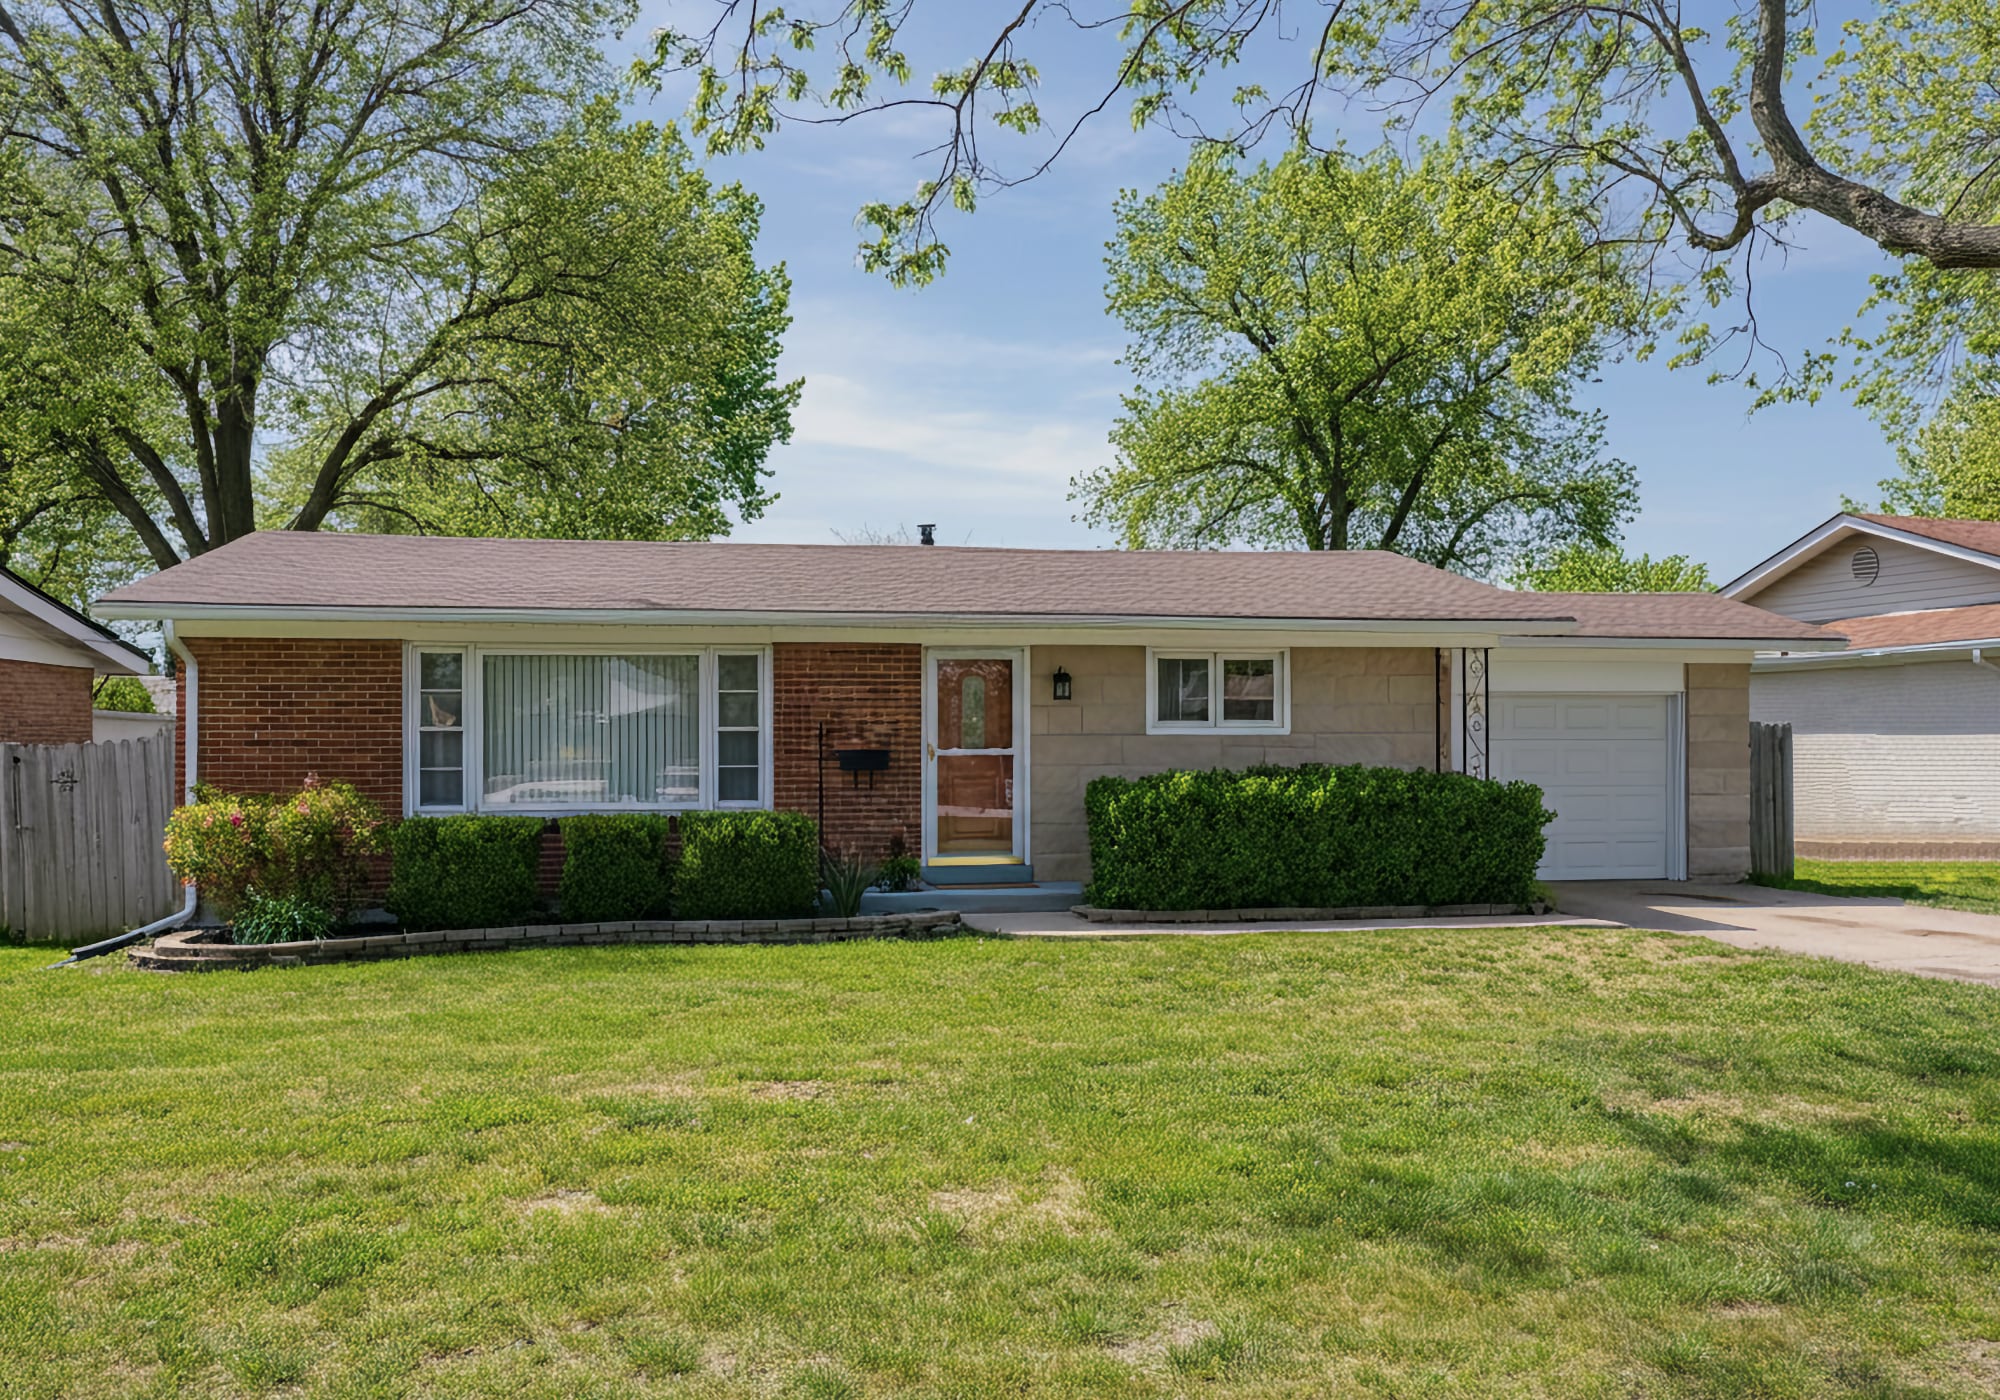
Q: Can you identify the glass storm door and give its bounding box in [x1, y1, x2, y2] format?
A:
[926, 652, 1023, 865]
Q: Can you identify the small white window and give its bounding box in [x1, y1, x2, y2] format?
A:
[1148, 649, 1289, 734]
[714, 653, 764, 805]
[414, 649, 467, 810]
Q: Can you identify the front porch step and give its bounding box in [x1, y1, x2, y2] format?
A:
[861, 882, 1083, 915]
[922, 863, 1034, 886]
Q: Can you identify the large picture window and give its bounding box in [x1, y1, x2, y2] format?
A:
[404, 647, 769, 814]
[1147, 649, 1289, 734]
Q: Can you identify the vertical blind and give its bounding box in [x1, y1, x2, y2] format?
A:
[481, 654, 701, 807]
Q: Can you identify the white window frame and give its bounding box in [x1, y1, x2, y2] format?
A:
[402, 644, 772, 817]
[1145, 647, 1291, 735]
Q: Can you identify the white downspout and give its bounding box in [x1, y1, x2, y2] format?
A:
[48, 621, 198, 965]
[1975, 648, 2000, 676]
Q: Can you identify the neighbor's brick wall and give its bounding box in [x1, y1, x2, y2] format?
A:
[773, 643, 922, 862]
[1029, 645, 1440, 884]
[0, 657, 95, 745]
[1686, 662, 1751, 881]
[178, 638, 403, 814]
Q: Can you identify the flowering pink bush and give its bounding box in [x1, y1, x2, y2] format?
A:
[163, 777, 386, 921]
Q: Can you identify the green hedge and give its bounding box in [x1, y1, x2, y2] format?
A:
[674, 811, 819, 920]
[558, 814, 674, 922]
[1084, 764, 1553, 911]
[386, 815, 544, 931]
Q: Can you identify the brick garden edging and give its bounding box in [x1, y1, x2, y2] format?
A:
[1070, 901, 1550, 924]
[128, 910, 965, 972]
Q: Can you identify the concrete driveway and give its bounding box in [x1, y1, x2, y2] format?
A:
[1550, 880, 2000, 987]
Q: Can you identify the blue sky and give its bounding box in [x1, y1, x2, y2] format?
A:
[624, 4, 1903, 583]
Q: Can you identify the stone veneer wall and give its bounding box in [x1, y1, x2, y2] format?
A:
[0, 657, 95, 745]
[1027, 645, 1440, 884]
[1685, 662, 1752, 880]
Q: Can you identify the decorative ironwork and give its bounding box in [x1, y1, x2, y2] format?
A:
[1460, 647, 1490, 779]
[1435, 647, 1451, 773]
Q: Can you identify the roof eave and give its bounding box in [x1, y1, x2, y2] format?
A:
[91, 600, 1586, 635]
[1754, 637, 2000, 669]
[2, 571, 150, 673]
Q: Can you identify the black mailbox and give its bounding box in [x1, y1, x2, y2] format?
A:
[835, 748, 890, 772]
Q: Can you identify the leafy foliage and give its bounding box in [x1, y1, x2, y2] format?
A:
[1858, 380, 2000, 519]
[674, 812, 820, 921]
[0, 1, 796, 610]
[91, 676, 156, 713]
[231, 890, 339, 946]
[1084, 764, 1552, 911]
[1512, 545, 1713, 593]
[557, 815, 674, 923]
[385, 816, 543, 932]
[162, 780, 386, 922]
[1074, 144, 1644, 576]
[875, 852, 922, 893]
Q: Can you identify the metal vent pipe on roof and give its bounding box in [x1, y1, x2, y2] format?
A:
[918, 524, 936, 546]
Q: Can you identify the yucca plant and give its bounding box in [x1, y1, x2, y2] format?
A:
[820, 850, 879, 918]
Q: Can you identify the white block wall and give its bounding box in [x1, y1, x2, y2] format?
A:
[1751, 659, 2000, 840]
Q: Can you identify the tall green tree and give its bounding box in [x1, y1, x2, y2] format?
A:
[1859, 379, 2000, 520]
[1072, 145, 1644, 576]
[1512, 545, 1712, 593]
[0, 0, 797, 605]
[638, 1, 2000, 295]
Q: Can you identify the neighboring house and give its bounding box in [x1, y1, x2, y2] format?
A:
[95, 533, 1836, 886]
[0, 565, 152, 745]
[1723, 514, 2000, 858]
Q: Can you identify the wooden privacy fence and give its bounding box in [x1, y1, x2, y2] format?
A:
[0, 736, 178, 942]
[1749, 720, 1795, 880]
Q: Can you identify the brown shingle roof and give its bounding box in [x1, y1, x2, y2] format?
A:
[1856, 515, 2000, 558]
[95, 531, 1836, 642]
[1523, 592, 1841, 642]
[1822, 603, 2000, 651]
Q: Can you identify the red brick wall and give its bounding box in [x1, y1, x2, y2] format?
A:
[773, 643, 922, 861]
[0, 658, 96, 745]
[179, 638, 403, 813]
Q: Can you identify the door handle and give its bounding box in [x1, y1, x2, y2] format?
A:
[927, 743, 935, 762]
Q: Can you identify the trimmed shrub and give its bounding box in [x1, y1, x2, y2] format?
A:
[1083, 763, 1553, 911]
[386, 815, 543, 931]
[674, 811, 819, 920]
[558, 815, 674, 922]
[163, 778, 386, 921]
[232, 889, 338, 944]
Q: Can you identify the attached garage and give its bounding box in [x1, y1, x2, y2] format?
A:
[1492, 692, 1684, 881]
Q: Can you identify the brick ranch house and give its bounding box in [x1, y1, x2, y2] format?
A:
[95, 533, 1842, 887]
[2, 564, 151, 745]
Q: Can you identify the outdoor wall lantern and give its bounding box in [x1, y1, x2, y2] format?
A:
[1052, 666, 1073, 702]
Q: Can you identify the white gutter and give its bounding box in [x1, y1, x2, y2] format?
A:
[90, 601, 1586, 635]
[49, 621, 197, 966]
[1753, 636, 2000, 670]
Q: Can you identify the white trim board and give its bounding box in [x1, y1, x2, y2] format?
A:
[1, 569, 149, 674]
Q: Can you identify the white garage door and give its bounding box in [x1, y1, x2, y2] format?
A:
[1493, 694, 1673, 880]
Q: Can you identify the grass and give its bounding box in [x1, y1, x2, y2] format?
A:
[1751, 859, 2000, 916]
[1, 929, 1998, 1399]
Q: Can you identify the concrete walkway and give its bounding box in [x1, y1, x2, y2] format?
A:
[967, 881, 2000, 988]
[965, 910, 1605, 939]
[1549, 880, 2000, 987]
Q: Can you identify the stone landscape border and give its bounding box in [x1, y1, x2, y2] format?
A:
[129, 910, 965, 971]
[1071, 901, 1549, 924]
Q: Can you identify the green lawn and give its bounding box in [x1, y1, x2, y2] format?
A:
[1752, 859, 2000, 916]
[2, 931, 1997, 1400]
